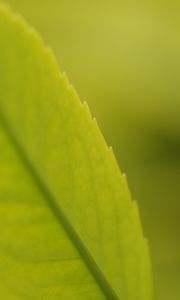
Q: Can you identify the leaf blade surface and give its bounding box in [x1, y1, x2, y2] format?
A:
[0, 4, 153, 300]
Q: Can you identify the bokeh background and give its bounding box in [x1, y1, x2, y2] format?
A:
[3, 1, 180, 299]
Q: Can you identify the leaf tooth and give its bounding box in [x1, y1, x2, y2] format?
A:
[105, 145, 124, 176]
[107, 145, 113, 151]
[132, 203, 154, 298]
[61, 71, 70, 85]
[82, 101, 92, 116]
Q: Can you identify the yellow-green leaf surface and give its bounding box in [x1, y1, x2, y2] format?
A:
[0, 4, 153, 300]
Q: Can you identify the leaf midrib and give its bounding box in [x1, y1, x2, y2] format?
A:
[0, 108, 120, 300]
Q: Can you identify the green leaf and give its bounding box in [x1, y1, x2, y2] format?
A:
[0, 4, 153, 300]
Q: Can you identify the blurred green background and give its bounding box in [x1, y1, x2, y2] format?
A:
[3, 1, 180, 299]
